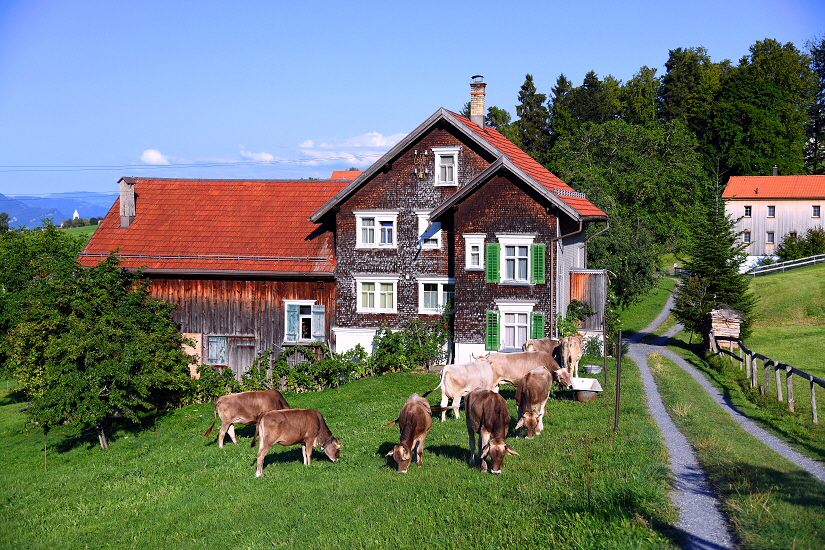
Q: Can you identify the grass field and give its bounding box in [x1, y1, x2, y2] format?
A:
[0, 361, 680, 548]
[61, 225, 98, 240]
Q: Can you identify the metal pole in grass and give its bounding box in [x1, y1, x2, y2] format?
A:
[581, 436, 592, 510]
[613, 330, 622, 433]
[44, 441, 47, 474]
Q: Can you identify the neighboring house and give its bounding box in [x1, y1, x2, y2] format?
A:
[723, 172, 825, 267]
[80, 79, 607, 373]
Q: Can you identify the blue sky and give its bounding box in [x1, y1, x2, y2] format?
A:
[0, 0, 823, 196]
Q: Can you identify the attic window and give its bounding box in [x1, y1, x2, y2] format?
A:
[432, 146, 460, 186]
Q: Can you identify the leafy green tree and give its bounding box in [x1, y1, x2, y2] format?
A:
[568, 71, 622, 124]
[0, 212, 9, 232]
[806, 35, 825, 173]
[7, 254, 194, 449]
[620, 66, 661, 125]
[513, 74, 551, 162]
[673, 191, 756, 339]
[775, 227, 825, 261]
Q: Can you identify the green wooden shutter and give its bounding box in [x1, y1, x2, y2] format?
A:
[485, 310, 500, 351]
[311, 305, 325, 342]
[285, 303, 299, 342]
[531, 243, 546, 284]
[485, 243, 500, 283]
[530, 311, 545, 340]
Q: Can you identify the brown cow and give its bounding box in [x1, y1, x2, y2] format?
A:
[487, 350, 571, 389]
[522, 337, 560, 354]
[422, 359, 497, 421]
[560, 334, 585, 378]
[514, 367, 552, 438]
[465, 389, 518, 474]
[203, 389, 290, 448]
[253, 408, 340, 477]
[385, 394, 433, 473]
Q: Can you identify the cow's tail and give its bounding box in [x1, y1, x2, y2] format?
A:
[383, 418, 398, 427]
[250, 411, 267, 448]
[421, 369, 447, 398]
[203, 403, 218, 438]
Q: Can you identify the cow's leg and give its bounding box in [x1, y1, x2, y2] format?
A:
[414, 438, 424, 467]
[440, 392, 449, 422]
[218, 422, 230, 448]
[227, 423, 238, 445]
[467, 429, 477, 466]
[255, 442, 268, 477]
[302, 443, 312, 465]
[479, 432, 490, 472]
[453, 396, 461, 420]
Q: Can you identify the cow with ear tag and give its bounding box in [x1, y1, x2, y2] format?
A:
[385, 394, 433, 473]
[465, 389, 518, 474]
[252, 408, 340, 477]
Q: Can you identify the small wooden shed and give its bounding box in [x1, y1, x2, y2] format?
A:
[704, 307, 743, 350]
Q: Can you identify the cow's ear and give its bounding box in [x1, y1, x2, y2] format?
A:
[480, 444, 490, 459]
[505, 445, 519, 456]
[386, 450, 394, 457]
[514, 418, 524, 430]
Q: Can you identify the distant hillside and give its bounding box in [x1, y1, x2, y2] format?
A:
[0, 191, 117, 228]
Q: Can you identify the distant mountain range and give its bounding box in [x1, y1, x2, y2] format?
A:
[0, 191, 118, 228]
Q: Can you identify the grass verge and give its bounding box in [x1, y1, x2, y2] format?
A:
[647, 351, 825, 549]
[0, 364, 679, 549]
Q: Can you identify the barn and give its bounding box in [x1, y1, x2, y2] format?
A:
[80, 79, 608, 374]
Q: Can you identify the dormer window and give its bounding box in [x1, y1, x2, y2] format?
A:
[416, 211, 442, 249]
[432, 146, 460, 186]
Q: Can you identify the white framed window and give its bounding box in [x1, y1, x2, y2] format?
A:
[497, 234, 535, 284]
[767, 205, 776, 218]
[355, 276, 398, 313]
[432, 146, 460, 186]
[742, 231, 751, 244]
[495, 301, 535, 350]
[766, 231, 775, 245]
[416, 211, 442, 249]
[463, 234, 485, 270]
[355, 211, 399, 248]
[283, 300, 325, 343]
[417, 277, 455, 314]
[813, 205, 821, 218]
[744, 205, 752, 217]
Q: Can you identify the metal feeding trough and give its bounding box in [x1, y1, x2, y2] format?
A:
[570, 377, 603, 402]
[582, 364, 603, 375]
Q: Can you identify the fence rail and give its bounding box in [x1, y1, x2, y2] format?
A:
[712, 334, 823, 424]
[747, 254, 825, 277]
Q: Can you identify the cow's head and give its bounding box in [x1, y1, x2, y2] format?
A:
[320, 437, 341, 462]
[515, 411, 539, 439]
[553, 368, 572, 389]
[480, 437, 519, 474]
[386, 444, 412, 473]
[471, 352, 490, 361]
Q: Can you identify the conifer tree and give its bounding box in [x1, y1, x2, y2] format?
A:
[513, 74, 550, 162]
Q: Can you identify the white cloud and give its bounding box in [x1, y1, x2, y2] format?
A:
[141, 149, 170, 165]
[295, 131, 407, 167]
[239, 149, 275, 162]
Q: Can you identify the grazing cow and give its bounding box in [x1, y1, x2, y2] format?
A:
[560, 334, 585, 378]
[487, 350, 570, 389]
[253, 408, 340, 477]
[203, 389, 290, 448]
[522, 337, 560, 354]
[422, 359, 496, 421]
[384, 394, 433, 473]
[514, 367, 552, 438]
[465, 389, 518, 474]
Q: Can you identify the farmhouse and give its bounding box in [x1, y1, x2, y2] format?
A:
[80, 80, 607, 375]
[723, 170, 825, 267]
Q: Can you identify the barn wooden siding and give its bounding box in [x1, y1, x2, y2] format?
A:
[149, 276, 335, 378]
[569, 269, 607, 331]
[451, 174, 558, 344]
[727, 198, 825, 257]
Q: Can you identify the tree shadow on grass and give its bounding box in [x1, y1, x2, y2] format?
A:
[0, 389, 27, 406]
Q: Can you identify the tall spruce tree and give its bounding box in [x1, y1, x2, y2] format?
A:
[674, 188, 756, 339]
[513, 74, 550, 162]
[806, 36, 825, 173]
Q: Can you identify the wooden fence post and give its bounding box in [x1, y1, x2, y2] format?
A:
[738, 345, 743, 370]
[785, 365, 794, 413]
[811, 376, 818, 424]
[762, 359, 771, 395]
[776, 364, 783, 402]
[745, 350, 751, 380]
[751, 354, 758, 388]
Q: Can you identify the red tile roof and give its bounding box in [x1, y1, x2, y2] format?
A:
[722, 175, 825, 200]
[329, 170, 362, 181]
[79, 178, 347, 274]
[450, 112, 607, 219]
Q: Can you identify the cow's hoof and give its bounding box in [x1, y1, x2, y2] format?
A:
[255, 472, 262, 478]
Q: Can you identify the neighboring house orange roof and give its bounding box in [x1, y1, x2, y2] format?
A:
[723, 175, 825, 199]
[450, 112, 607, 219]
[329, 170, 362, 180]
[79, 178, 347, 275]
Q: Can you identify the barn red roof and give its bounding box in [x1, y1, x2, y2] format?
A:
[722, 175, 825, 200]
[329, 170, 362, 181]
[79, 178, 347, 275]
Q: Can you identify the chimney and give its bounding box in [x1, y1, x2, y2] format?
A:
[469, 75, 486, 128]
[772, 165, 778, 176]
[119, 177, 136, 228]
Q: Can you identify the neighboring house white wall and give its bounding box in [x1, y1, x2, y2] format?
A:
[555, 230, 587, 326]
[727, 198, 824, 260]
